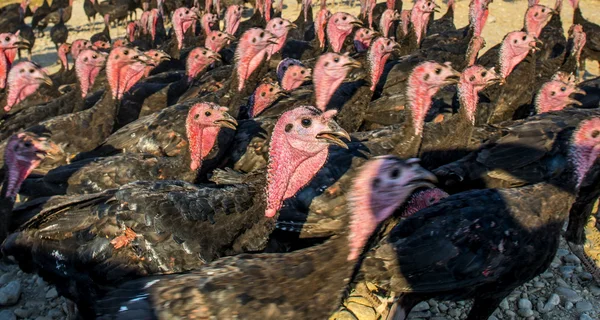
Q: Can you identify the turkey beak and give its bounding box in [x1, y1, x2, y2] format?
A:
[225, 34, 236, 41]
[573, 88, 586, 96]
[445, 70, 462, 84]
[486, 73, 503, 85]
[288, 23, 298, 30]
[214, 113, 238, 130]
[34, 138, 62, 159]
[38, 74, 53, 86]
[567, 98, 583, 106]
[371, 31, 382, 38]
[351, 20, 364, 27]
[267, 37, 279, 45]
[160, 54, 171, 62]
[212, 53, 222, 61]
[406, 161, 438, 189]
[392, 42, 401, 53]
[317, 122, 351, 149]
[344, 58, 362, 69]
[15, 37, 30, 49]
[303, 69, 312, 81]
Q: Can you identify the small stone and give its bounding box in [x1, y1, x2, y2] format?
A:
[0, 273, 13, 286]
[575, 300, 593, 313]
[541, 272, 554, 279]
[555, 287, 582, 302]
[517, 309, 533, 317]
[580, 314, 593, 320]
[560, 266, 576, 277]
[428, 300, 438, 308]
[488, 316, 498, 320]
[580, 272, 594, 281]
[590, 285, 600, 296]
[518, 298, 532, 310]
[430, 306, 440, 314]
[533, 281, 545, 288]
[504, 310, 516, 317]
[45, 288, 58, 299]
[499, 299, 510, 310]
[413, 301, 430, 312]
[431, 317, 449, 320]
[556, 278, 570, 288]
[557, 249, 569, 257]
[564, 254, 581, 264]
[448, 309, 461, 317]
[0, 280, 21, 306]
[47, 309, 63, 319]
[409, 311, 432, 318]
[0, 310, 16, 320]
[566, 301, 574, 310]
[547, 293, 560, 306]
[438, 303, 448, 312]
[13, 308, 30, 318]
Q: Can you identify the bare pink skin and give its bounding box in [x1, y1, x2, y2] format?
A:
[265, 18, 295, 59]
[248, 81, 285, 117]
[524, 5, 554, 38]
[173, 7, 200, 49]
[57, 43, 71, 71]
[201, 13, 218, 36]
[498, 31, 539, 79]
[353, 28, 378, 53]
[4, 61, 52, 112]
[234, 28, 277, 91]
[569, 24, 586, 64]
[3, 133, 61, 199]
[186, 103, 237, 171]
[313, 53, 361, 111]
[225, 5, 243, 35]
[327, 12, 362, 53]
[148, 9, 162, 41]
[126, 22, 138, 42]
[186, 47, 220, 81]
[571, 118, 600, 187]
[554, 0, 563, 12]
[265, 106, 349, 218]
[535, 79, 585, 114]
[205, 31, 235, 53]
[347, 156, 438, 260]
[143, 50, 171, 77]
[205, 0, 213, 13]
[469, 0, 491, 38]
[264, 0, 273, 22]
[366, 0, 377, 28]
[92, 40, 111, 52]
[0, 32, 27, 65]
[112, 39, 129, 48]
[400, 9, 411, 37]
[386, 0, 395, 9]
[281, 64, 311, 91]
[256, 0, 265, 18]
[140, 11, 150, 35]
[380, 9, 400, 38]
[302, 0, 312, 21]
[71, 39, 93, 59]
[75, 49, 107, 98]
[528, 0, 540, 6]
[106, 47, 150, 100]
[568, 0, 579, 8]
[401, 188, 449, 217]
[410, 0, 438, 45]
[315, 8, 332, 49]
[457, 65, 501, 124]
[466, 36, 486, 67]
[407, 61, 461, 136]
[368, 37, 399, 91]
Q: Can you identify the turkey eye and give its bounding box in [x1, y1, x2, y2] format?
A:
[522, 36, 527, 41]
[560, 86, 566, 91]
[260, 92, 266, 96]
[202, 51, 207, 55]
[390, 168, 400, 179]
[469, 75, 475, 81]
[154, 53, 158, 57]
[481, 71, 487, 77]
[4, 36, 8, 41]
[269, 88, 274, 92]
[285, 123, 293, 132]
[435, 68, 441, 74]
[279, 20, 283, 25]
[123, 50, 129, 55]
[365, 30, 370, 34]
[260, 32, 265, 38]
[29, 69, 34, 73]
[551, 91, 556, 96]
[185, 10, 189, 14]
[205, 111, 212, 117]
[194, 114, 200, 119]
[301, 118, 312, 127]
[342, 16, 347, 20]
[300, 70, 305, 74]
[592, 130, 600, 138]
[333, 57, 339, 63]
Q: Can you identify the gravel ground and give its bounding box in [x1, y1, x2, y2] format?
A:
[0, 0, 599, 319]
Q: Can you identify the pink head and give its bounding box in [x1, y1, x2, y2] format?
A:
[407, 61, 461, 135]
[468, 0, 490, 37]
[75, 49, 107, 98]
[234, 28, 277, 91]
[106, 46, 150, 100]
[568, 0, 579, 8]
[401, 187, 448, 217]
[57, 43, 71, 71]
[570, 118, 600, 188]
[347, 156, 437, 260]
[173, 7, 201, 49]
[315, 8, 332, 49]
[380, 9, 401, 38]
[2, 133, 61, 199]
[148, 9, 162, 41]
[366, 0, 377, 28]
[498, 31, 539, 79]
[400, 9, 411, 37]
[225, 5, 243, 35]
[528, 0, 540, 6]
[554, 0, 563, 12]
[411, 0, 439, 45]
[71, 39, 93, 59]
[201, 13, 218, 36]
[143, 49, 171, 76]
[265, 106, 350, 218]
[92, 40, 111, 52]
[281, 64, 311, 91]
[535, 78, 585, 114]
[327, 12, 362, 53]
[112, 38, 129, 48]
[466, 35, 486, 67]
[264, 0, 273, 22]
[353, 28, 379, 53]
[524, 5, 555, 38]
[0, 32, 30, 64]
[248, 80, 286, 117]
[205, 31, 235, 52]
[126, 22, 138, 42]
[313, 53, 362, 111]
[368, 37, 400, 91]
[140, 11, 150, 34]
[265, 18, 296, 59]
[186, 47, 220, 81]
[4, 61, 52, 112]
[457, 65, 501, 124]
[568, 24, 586, 63]
[186, 102, 237, 171]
